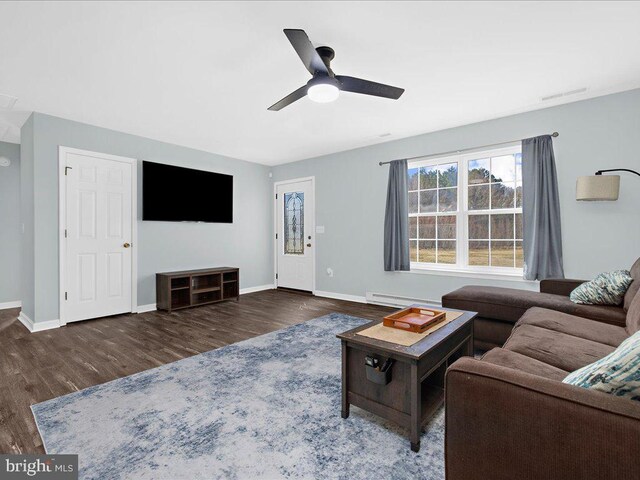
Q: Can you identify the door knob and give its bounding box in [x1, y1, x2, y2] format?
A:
[306, 243, 312, 247]
[123, 242, 131, 248]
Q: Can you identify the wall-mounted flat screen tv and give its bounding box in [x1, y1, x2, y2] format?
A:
[142, 161, 233, 223]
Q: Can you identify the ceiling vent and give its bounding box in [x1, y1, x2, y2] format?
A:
[541, 87, 587, 102]
[0, 93, 18, 110]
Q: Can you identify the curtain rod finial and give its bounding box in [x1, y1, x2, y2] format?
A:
[551, 132, 559, 137]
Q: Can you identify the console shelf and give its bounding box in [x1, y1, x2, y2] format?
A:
[156, 267, 239, 312]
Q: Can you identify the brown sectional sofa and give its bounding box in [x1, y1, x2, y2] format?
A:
[442, 258, 640, 350]
[444, 259, 640, 480]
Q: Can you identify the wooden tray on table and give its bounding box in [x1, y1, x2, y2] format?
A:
[383, 307, 447, 334]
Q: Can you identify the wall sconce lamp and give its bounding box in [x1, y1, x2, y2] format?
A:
[576, 168, 640, 201]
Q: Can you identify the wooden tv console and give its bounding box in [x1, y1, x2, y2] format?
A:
[156, 267, 239, 312]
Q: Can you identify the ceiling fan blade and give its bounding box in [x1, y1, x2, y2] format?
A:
[268, 85, 308, 111]
[283, 29, 329, 76]
[336, 76, 404, 100]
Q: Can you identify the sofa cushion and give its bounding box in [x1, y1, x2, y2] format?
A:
[569, 270, 633, 306]
[563, 330, 640, 401]
[481, 347, 569, 381]
[624, 258, 640, 312]
[442, 286, 626, 326]
[504, 324, 615, 372]
[626, 285, 640, 335]
[517, 307, 628, 348]
[570, 303, 627, 326]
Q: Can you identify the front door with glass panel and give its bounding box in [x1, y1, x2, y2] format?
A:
[276, 179, 314, 292]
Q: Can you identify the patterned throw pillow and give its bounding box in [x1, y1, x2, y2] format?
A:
[563, 330, 640, 401]
[569, 270, 633, 305]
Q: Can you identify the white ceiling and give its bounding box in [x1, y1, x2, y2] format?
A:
[1, 1, 639, 165]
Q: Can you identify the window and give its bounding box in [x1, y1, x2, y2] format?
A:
[408, 145, 523, 274]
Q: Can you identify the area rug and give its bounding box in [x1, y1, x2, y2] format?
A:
[32, 314, 445, 480]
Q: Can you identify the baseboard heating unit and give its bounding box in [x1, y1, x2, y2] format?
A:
[365, 292, 441, 308]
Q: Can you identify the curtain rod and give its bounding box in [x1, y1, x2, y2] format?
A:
[378, 132, 559, 166]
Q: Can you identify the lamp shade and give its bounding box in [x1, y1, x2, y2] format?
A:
[576, 175, 620, 201]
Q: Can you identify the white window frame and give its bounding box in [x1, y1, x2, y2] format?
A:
[408, 144, 524, 277]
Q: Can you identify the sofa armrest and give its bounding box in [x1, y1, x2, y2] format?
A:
[445, 358, 640, 480]
[539, 278, 586, 296]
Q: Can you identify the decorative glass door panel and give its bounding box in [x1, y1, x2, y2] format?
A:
[284, 192, 304, 255]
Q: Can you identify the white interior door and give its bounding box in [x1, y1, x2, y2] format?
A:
[62, 148, 135, 323]
[276, 178, 315, 292]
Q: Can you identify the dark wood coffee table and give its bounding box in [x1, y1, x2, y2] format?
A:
[337, 305, 476, 452]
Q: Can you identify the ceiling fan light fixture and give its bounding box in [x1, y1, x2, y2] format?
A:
[267, 29, 404, 111]
[307, 82, 340, 103]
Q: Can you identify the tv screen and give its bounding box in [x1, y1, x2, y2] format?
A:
[142, 161, 233, 223]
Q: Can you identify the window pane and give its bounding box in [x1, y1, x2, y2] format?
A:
[515, 182, 522, 208]
[515, 213, 523, 239]
[515, 153, 522, 181]
[409, 216, 417, 238]
[491, 183, 515, 209]
[408, 168, 419, 190]
[515, 241, 524, 268]
[468, 184, 490, 210]
[438, 241, 456, 264]
[284, 192, 304, 255]
[468, 158, 490, 184]
[420, 166, 438, 189]
[410, 240, 418, 262]
[491, 155, 516, 183]
[409, 191, 418, 214]
[418, 216, 436, 239]
[469, 241, 489, 266]
[491, 241, 515, 267]
[468, 214, 489, 239]
[491, 214, 514, 240]
[420, 190, 437, 213]
[438, 162, 458, 187]
[438, 187, 457, 212]
[437, 215, 456, 239]
[418, 240, 436, 263]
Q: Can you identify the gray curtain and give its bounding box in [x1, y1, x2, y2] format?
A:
[522, 135, 564, 280]
[384, 159, 410, 271]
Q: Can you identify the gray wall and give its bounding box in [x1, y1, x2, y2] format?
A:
[0, 141, 21, 304]
[22, 113, 273, 324]
[15, 89, 640, 323]
[20, 116, 36, 319]
[272, 89, 640, 302]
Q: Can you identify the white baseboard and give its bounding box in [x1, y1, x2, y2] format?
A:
[18, 312, 61, 333]
[0, 300, 21, 310]
[314, 290, 368, 304]
[240, 284, 275, 295]
[137, 303, 157, 313]
[17, 312, 33, 331]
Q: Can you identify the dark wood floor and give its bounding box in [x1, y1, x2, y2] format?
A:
[0, 289, 393, 454]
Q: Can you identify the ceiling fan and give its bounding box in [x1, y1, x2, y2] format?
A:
[268, 29, 405, 111]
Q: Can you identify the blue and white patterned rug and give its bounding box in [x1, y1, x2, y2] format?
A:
[32, 314, 445, 480]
